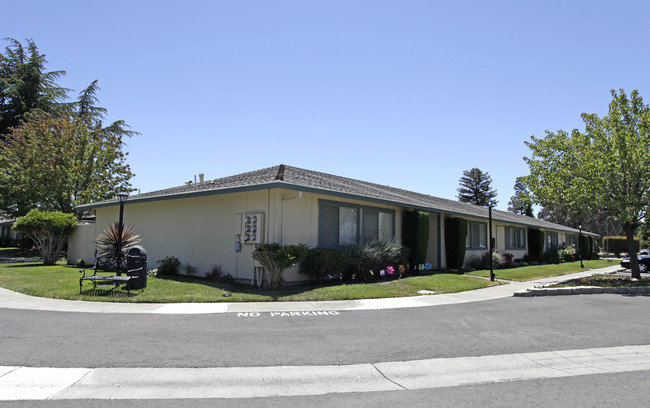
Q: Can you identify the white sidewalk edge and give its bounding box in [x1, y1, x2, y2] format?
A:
[2, 344, 649, 401]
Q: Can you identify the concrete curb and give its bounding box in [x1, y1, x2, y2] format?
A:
[512, 266, 650, 297]
[513, 286, 650, 297]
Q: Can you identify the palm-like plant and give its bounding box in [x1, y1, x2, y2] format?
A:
[95, 222, 142, 268]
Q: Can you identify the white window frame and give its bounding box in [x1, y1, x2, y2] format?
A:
[506, 226, 526, 250]
[466, 221, 487, 249]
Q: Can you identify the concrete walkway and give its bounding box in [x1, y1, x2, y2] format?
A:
[0, 265, 623, 314]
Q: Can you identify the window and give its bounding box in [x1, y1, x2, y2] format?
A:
[363, 210, 394, 242]
[319, 204, 358, 247]
[466, 221, 487, 249]
[319, 201, 394, 247]
[566, 234, 577, 247]
[506, 226, 526, 249]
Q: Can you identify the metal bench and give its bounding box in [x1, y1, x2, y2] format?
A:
[79, 249, 147, 294]
[79, 257, 132, 293]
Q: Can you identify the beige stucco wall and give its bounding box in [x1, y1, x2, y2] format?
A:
[91, 189, 271, 281]
[67, 222, 98, 265]
[69, 188, 403, 283]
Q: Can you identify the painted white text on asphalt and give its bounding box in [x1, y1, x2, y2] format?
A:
[237, 311, 340, 317]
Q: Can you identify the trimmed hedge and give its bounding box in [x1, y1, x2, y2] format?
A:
[444, 217, 467, 271]
[603, 236, 640, 256]
[402, 211, 429, 267]
[300, 247, 347, 283]
[527, 229, 545, 259]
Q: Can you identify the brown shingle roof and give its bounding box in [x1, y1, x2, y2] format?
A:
[77, 164, 595, 235]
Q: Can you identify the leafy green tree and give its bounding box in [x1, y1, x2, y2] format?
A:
[525, 89, 650, 278]
[457, 168, 498, 207]
[507, 177, 534, 216]
[0, 39, 137, 218]
[538, 204, 622, 240]
[0, 112, 134, 217]
[13, 210, 77, 265]
[0, 38, 69, 137]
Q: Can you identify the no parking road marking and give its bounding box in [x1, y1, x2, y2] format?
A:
[237, 311, 341, 317]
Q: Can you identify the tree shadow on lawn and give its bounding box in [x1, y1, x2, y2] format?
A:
[155, 274, 341, 300]
[4, 262, 51, 268]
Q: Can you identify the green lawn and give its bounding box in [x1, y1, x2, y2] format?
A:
[465, 259, 616, 281]
[0, 262, 502, 303]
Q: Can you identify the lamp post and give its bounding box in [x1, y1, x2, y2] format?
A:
[578, 224, 584, 269]
[489, 206, 495, 281]
[116, 192, 129, 274]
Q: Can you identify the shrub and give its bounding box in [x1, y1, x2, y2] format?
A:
[542, 248, 560, 264]
[498, 250, 515, 267]
[465, 250, 514, 270]
[252, 243, 309, 290]
[206, 264, 223, 281]
[95, 222, 142, 268]
[558, 245, 576, 263]
[157, 256, 181, 276]
[602, 236, 639, 256]
[402, 211, 429, 266]
[300, 247, 347, 283]
[445, 217, 467, 271]
[183, 262, 198, 276]
[465, 253, 490, 270]
[345, 240, 403, 282]
[219, 273, 235, 284]
[578, 235, 591, 260]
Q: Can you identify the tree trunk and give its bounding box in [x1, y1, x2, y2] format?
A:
[623, 223, 640, 279]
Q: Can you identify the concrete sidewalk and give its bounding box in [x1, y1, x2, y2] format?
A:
[3, 343, 650, 400]
[0, 265, 623, 314]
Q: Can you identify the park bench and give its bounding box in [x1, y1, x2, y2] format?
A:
[79, 247, 147, 294]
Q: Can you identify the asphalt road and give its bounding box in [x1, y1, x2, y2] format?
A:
[2, 294, 650, 368]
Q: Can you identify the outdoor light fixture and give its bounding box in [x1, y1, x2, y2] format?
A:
[117, 191, 129, 204]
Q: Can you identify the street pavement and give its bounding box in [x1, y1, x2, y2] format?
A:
[2, 264, 650, 403]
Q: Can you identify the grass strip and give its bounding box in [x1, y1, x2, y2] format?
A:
[0, 263, 501, 303]
[465, 259, 616, 281]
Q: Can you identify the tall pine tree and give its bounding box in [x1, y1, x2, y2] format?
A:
[507, 177, 533, 216]
[457, 168, 498, 207]
[0, 38, 69, 137]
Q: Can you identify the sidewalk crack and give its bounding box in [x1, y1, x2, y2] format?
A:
[371, 363, 407, 390]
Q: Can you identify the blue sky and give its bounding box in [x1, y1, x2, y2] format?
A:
[4, 0, 649, 211]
